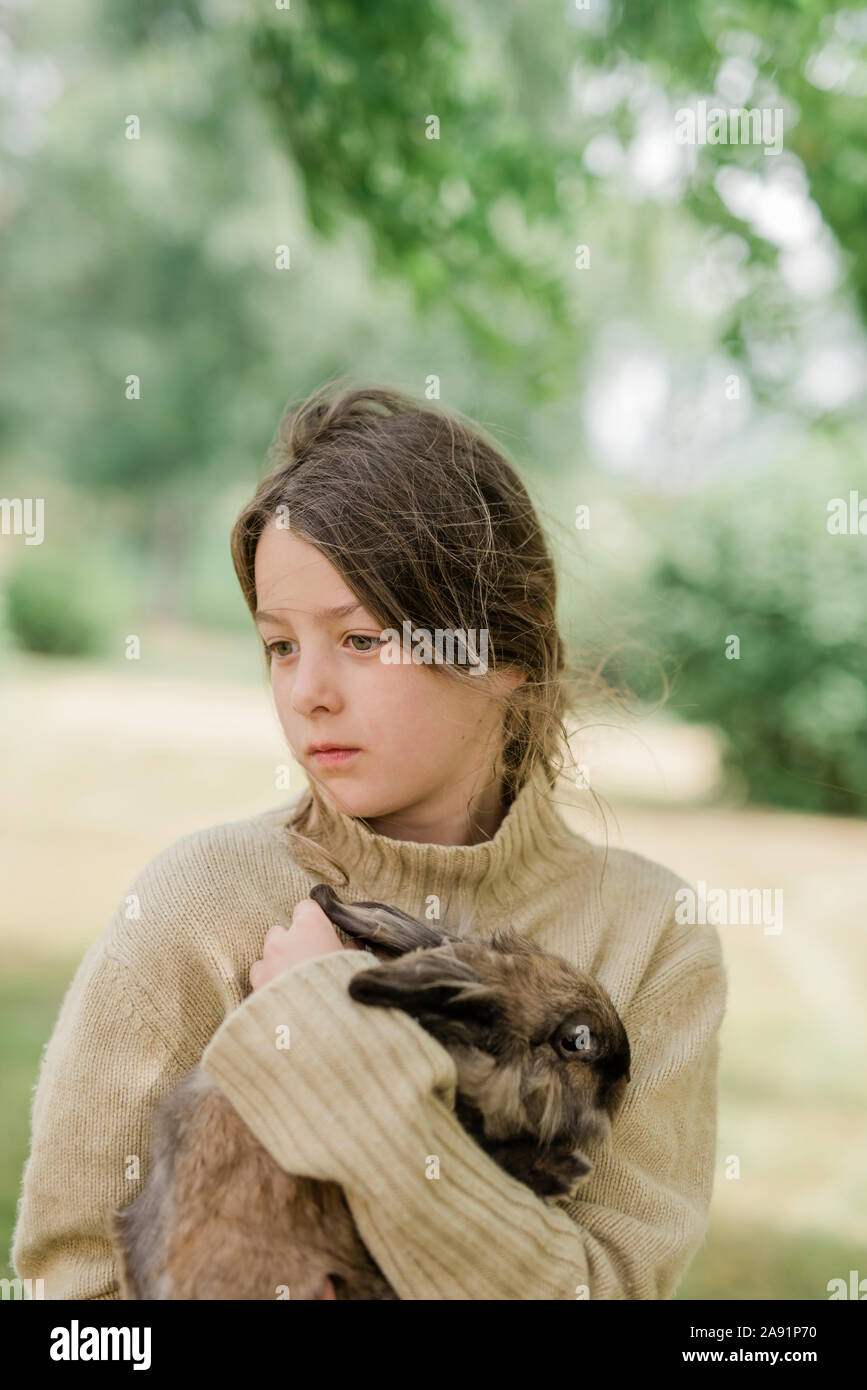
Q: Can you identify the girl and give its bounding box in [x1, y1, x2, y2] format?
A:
[12, 383, 727, 1300]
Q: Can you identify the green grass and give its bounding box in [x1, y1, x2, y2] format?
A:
[1, 953, 83, 1278]
[678, 1222, 865, 1301]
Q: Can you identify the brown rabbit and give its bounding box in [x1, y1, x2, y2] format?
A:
[108, 883, 631, 1299]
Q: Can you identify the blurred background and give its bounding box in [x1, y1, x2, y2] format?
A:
[1, 0, 866, 1298]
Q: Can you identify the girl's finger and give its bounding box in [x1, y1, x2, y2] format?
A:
[292, 898, 330, 927]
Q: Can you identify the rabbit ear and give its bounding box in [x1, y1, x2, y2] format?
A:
[348, 951, 499, 1025]
[309, 882, 450, 956]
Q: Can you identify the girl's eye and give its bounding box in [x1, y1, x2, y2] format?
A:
[264, 635, 387, 658]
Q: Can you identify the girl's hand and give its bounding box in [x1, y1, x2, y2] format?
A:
[250, 905, 357, 1301]
[250, 898, 364, 992]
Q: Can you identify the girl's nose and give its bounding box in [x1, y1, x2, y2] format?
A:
[289, 652, 342, 717]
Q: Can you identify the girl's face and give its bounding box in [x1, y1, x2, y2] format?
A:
[254, 521, 522, 834]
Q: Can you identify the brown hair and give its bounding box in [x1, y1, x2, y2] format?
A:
[231, 379, 630, 873]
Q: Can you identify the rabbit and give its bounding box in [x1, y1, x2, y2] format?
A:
[108, 882, 631, 1300]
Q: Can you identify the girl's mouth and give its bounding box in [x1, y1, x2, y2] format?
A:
[311, 748, 360, 765]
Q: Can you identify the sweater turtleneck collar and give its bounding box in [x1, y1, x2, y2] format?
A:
[264, 765, 583, 928]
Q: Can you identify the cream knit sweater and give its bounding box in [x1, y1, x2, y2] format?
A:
[11, 769, 727, 1300]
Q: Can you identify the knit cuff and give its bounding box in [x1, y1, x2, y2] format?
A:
[200, 949, 458, 1204]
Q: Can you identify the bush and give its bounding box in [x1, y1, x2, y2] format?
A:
[3, 547, 139, 657]
[592, 434, 867, 816]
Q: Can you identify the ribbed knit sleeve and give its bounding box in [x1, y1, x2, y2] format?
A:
[10, 942, 191, 1300]
[556, 915, 727, 1300]
[200, 918, 727, 1300]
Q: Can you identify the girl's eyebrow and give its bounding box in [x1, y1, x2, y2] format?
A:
[254, 602, 366, 626]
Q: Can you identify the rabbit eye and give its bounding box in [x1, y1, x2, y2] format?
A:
[550, 1013, 598, 1060]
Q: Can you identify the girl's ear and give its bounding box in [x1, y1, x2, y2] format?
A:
[347, 951, 499, 1026]
[495, 665, 527, 693]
